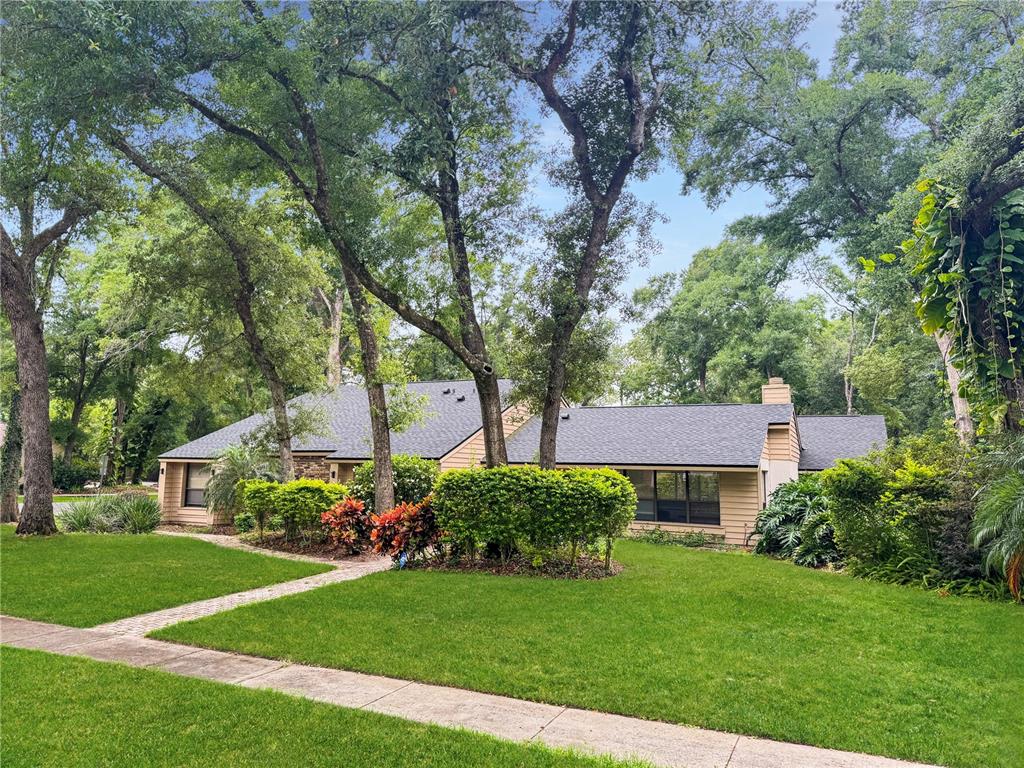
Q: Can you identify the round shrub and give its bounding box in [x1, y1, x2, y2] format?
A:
[274, 479, 348, 540]
[432, 465, 637, 572]
[351, 455, 439, 514]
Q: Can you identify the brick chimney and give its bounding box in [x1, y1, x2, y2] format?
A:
[761, 377, 792, 405]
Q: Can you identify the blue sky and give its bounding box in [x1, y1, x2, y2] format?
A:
[529, 1, 846, 295]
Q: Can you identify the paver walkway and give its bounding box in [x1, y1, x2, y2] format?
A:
[94, 558, 390, 635]
[154, 529, 347, 565]
[1, 614, 939, 768]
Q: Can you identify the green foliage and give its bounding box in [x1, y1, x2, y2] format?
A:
[350, 455, 438, 515]
[51, 460, 99, 492]
[971, 436, 1024, 600]
[57, 492, 160, 534]
[233, 509, 256, 534]
[903, 182, 1024, 431]
[751, 474, 840, 568]
[432, 466, 637, 571]
[268, 479, 349, 541]
[205, 445, 279, 520]
[237, 479, 279, 541]
[629, 527, 716, 548]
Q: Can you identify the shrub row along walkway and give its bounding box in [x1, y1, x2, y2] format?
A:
[1, 615, 935, 768]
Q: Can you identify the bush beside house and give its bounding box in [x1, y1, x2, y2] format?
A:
[751, 430, 1022, 601]
[433, 465, 637, 573]
[349, 455, 439, 514]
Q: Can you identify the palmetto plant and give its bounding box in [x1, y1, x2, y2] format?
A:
[205, 445, 279, 521]
[972, 437, 1024, 601]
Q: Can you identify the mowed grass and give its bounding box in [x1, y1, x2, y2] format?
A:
[155, 541, 1024, 768]
[0, 525, 329, 626]
[0, 648, 643, 768]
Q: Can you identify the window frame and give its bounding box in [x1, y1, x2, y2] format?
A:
[621, 469, 721, 526]
[183, 463, 211, 508]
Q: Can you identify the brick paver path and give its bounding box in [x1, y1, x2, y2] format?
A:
[1, 614, 940, 768]
[94, 558, 390, 635]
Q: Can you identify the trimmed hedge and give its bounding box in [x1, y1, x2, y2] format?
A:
[237, 478, 349, 541]
[350, 455, 439, 514]
[432, 466, 636, 570]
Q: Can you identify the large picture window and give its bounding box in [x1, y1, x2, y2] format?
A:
[183, 464, 211, 508]
[620, 470, 720, 526]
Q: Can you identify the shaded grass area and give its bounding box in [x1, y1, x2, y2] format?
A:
[155, 541, 1024, 768]
[0, 647, 641, 768]
[0, 525, 329, 626]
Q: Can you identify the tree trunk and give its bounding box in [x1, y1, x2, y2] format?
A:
[933, 330, 974, 441]
[1, 389, 23, 523]
[326, 287, 345, 389]
[62, 397, 86, 467]
[109, 136, 297, 482]
[844, 310, 856, 416]
[537, 319, 573, 470]
[342, 266, 395, 512]
[474, 371, 508, 467]
[1, 264, 56, 534]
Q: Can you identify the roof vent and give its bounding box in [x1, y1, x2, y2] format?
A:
[443, 388, 452, 394]
[560, 412, 570, 420]
[456, 394, 466, 402]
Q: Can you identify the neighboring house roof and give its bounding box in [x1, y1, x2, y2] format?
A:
[795, 415, 888, 471]
[160, 380, 513, 461]
[505, 404, 795, 468]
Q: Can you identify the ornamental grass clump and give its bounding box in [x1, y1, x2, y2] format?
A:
[57, 492, 160, 534]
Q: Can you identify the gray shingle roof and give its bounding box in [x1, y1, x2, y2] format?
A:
[160, 380, 512, 461]
[796, 415, 888, 471]
[505, 404, 795, 467]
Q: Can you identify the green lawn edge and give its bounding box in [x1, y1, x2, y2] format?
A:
[0, 646, 646, 768]
[0, 525, 331, 627]
[152, 541, 1024, 768]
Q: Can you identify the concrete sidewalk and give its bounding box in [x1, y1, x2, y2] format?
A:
[1, 615, 938, 768]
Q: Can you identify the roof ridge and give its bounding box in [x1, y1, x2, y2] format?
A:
[573, 402, 791, 409]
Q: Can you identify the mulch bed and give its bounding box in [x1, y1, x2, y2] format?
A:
[240, 532, 379, 562]
[407, 552, 623, 580]
[157, 524, 237, 535]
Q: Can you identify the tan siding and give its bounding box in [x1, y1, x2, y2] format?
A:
[789, 415, 801, 462]
[328, 462, 356, 485]
[718, 470, 760, 545]
[440, 401, 533, 470]
[158, 460, 214, 525]
[764, 426, 790, 459]
[552, 465, 761, 548]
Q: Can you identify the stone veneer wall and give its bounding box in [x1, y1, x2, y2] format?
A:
[293, 454, 331, 482]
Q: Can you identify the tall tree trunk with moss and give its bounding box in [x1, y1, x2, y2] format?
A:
[1, 390, 23, 523]
[342, 266, 395, 513]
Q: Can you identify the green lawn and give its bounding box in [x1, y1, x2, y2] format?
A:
[0, 525, 329, 626]
[154, 541, 1024, 768]
[17, 494, 159, 502]
[0, 647, 640, 768]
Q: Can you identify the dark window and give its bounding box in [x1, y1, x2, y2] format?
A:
[619, 469, 720, 526]
[184, 464, 211, 507]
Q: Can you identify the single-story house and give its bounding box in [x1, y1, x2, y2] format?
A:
[157, 377, 886, 545]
